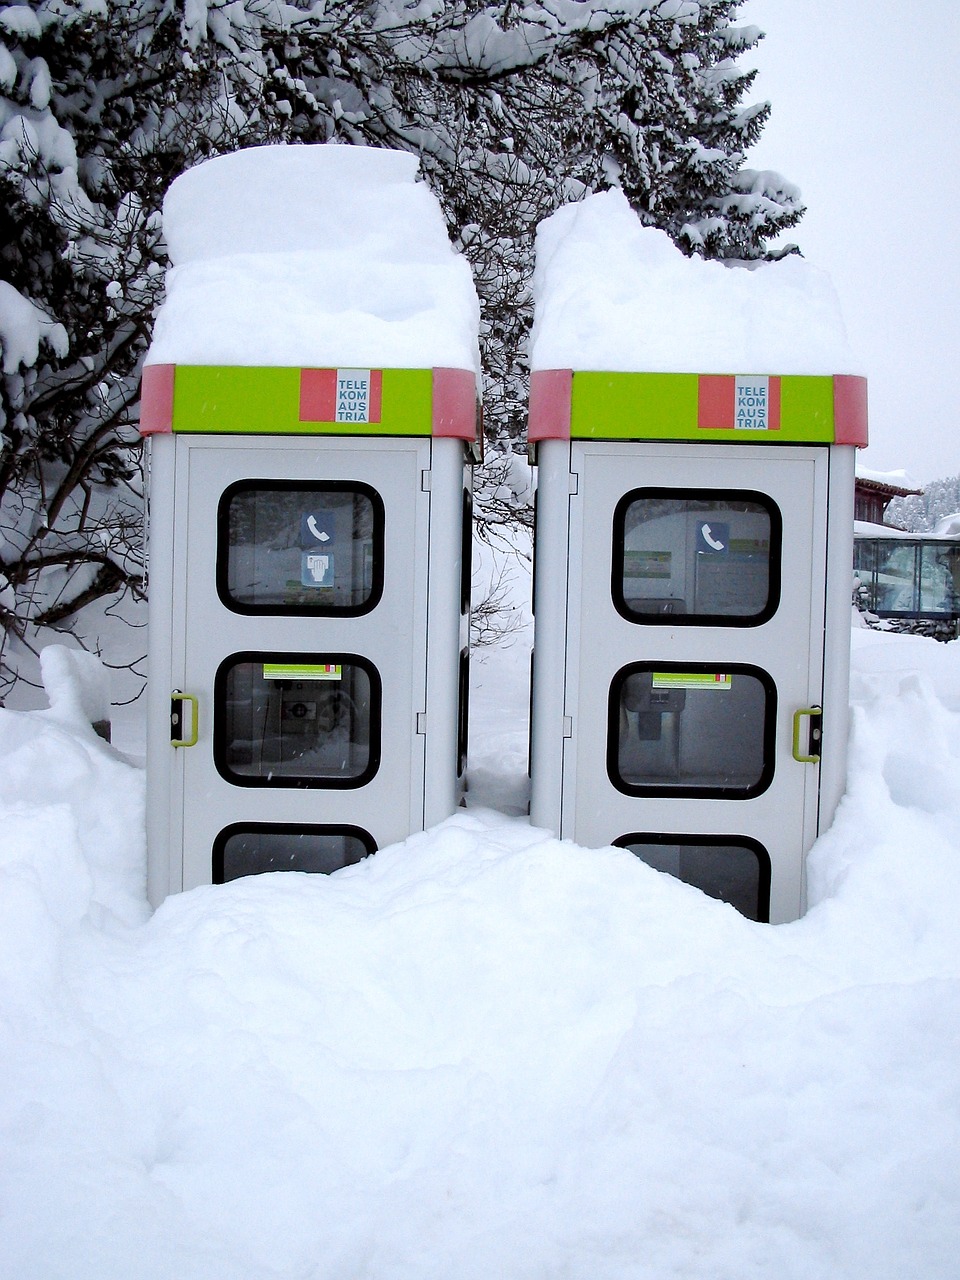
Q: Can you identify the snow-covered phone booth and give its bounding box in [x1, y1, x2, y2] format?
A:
[527, 194, 867, 923]
[140, 146, 480, 903]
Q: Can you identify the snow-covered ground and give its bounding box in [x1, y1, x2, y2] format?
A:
[1, 575, 959, 1279]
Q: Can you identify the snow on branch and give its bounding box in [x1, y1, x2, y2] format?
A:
[0, 281, 67, 377]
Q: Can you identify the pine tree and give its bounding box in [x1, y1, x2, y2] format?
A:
[257, 1, 803, 445]
[0, 0, 801, 692]
[888, 476, 960, 533]
[0, 0, 275, 693]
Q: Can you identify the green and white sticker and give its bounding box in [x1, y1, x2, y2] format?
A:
[262, 663, 342, 681]
[652, 671, 731, 691]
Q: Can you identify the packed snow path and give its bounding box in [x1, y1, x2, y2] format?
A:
[1, 626, 959, 1279]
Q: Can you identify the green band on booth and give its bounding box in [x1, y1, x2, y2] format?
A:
[171, 366, 433, 436]
[568, 372, 836, 443]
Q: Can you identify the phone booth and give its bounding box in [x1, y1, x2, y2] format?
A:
[140, 147, 479, 903]
[526, 198, 867, 924]
[529, 374, 866, 923]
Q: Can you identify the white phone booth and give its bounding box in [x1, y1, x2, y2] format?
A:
[528, 370, 867, 923]
[138, 143, 481, 903]
[141, 363, 477, 902]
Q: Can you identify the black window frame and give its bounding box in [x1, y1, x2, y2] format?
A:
[611, 487, 782, 627]
[216, 479, 385, 618]
[607, 661, 777, 800]
[613, 832, 771, 923]
[214, 650, 382, 790]
[212, 822, 376, 883]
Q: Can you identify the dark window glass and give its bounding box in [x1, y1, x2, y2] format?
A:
[215, 653, 380, 788]
[457, 647, 470, 778]
[615, 834, 770, 922]
[531, 490, 537, 618]
[613, 490, 781, 625]
[213, 824, 375, 883]
[218, 482, 383, 615]
[608, 663, 776, 798]
[461, 487, 473, 616]
[852, 538, 880, 608]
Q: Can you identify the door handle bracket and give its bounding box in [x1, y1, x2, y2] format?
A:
[793, 706, 822, 764]
[171, 691, 198, 747]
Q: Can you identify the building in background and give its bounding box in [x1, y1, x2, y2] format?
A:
[854, 467, 922, 528]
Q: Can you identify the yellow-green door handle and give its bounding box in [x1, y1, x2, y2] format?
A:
[171, 692, 198, 747]
[793, 707, 822, 763]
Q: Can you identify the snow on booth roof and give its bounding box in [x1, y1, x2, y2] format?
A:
[144, 144, 480, 374]
[529, 189, 862, 376]
[526, 190, 868, 446]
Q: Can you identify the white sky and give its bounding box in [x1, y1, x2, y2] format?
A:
[740, 0, 960, 485]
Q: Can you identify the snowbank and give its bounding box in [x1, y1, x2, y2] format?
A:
[145, 145, 480, 372]
[1, 626, 959, 1278]
[529, 189, 862, 374]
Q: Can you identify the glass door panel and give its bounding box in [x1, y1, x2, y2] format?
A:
[609, 663, 775, 797]
[215, 654, 380, 787]
[614, 489, 780, 624]
[616, 834, 771, 921]
[218, 481, 383, 614]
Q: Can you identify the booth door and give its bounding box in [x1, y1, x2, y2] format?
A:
[566, 442, 830, 924]
[169, 435, 431, 891]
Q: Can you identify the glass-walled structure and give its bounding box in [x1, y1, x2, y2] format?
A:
[854, 536, 960, 621]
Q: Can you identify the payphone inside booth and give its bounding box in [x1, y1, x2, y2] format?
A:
[526, 194, 867, 925]
[140, 146, 480, 904]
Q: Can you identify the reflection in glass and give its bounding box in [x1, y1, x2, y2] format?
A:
[619, 837, 769, 921]
[921, 543, 960, 614]
[873, 542, 917, 613]
[215, 826, 373, 882]
[611, 666, 772, 796]
[617, 492, 777, 622]
[221, 484, 380, 612]
[217, 658, 376, 786]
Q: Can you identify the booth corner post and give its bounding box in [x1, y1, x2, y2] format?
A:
[528, 369, 867, 925]
[142, 362, 480, 905]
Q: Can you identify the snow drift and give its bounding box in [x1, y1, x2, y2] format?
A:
[1, 628, 959, 1279]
